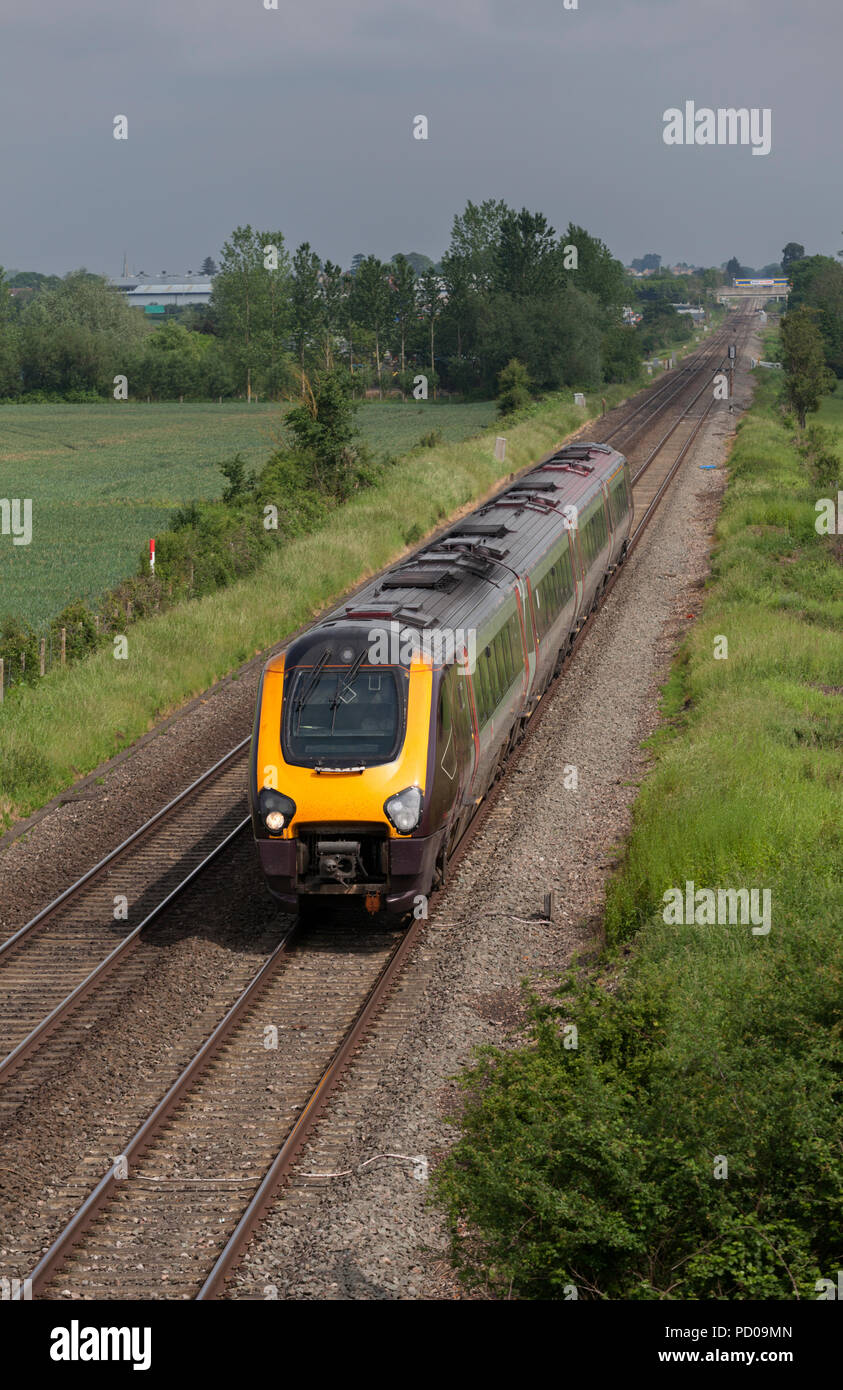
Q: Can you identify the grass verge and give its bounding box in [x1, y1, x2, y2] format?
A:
[435, 371, 843, 1299]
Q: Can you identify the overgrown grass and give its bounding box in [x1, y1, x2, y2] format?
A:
[435, 371, 843, 1300]
[0, 386, 634, 827]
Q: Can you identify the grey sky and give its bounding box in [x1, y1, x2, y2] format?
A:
[1, 0, 839, 276]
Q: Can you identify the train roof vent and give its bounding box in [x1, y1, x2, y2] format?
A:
[544, 460, 594, 477]
[452, 521, 512, 539]
[435, 537, 509, 561]
[424, 545, 499, 578]
[564, 440, 613, 454]
[379, 567, 459, 592]
[508, 477, 558, 492]
[343, 603, 431, 629]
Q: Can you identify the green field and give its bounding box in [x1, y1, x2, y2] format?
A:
[0, 400, 496, 627]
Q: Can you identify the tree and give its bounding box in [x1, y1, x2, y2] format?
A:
[788, 255, 843, 376]
[781, 243, 805, 273]
[16, 270, 146, 396]
[211, 225, 290, 399]
[601, 323, 641, 383]
[390, 254, 416, 372]
[439, 248, 473, 359]
[401, 252, 435, 276]
[494, 208, 564, 299]
[284, 368, 362, 497]
[200, 257, 218, 277]
[497, 358, 531, 415]
[631, 253, 661, 272]
[563, 223, 626, 308]
[0, 266, 20, 396]
[416, 268, 442, 386]
[476, 285, 603, 392]
[726, 257, 742, 281]
[290, 242, 324, 381]
[320, 260, 346, 368]
[448, 199, 509, 294]
[348, 256, 391, 391]
[780, 306, 835, 427]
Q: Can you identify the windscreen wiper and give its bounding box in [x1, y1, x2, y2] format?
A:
[294, 647, 332, 729]
[330, 650, 367, 712]
[329, 650, 367, 734]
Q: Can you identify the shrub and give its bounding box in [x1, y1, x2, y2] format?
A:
[0, 616, 39, 685]
[497, 358, 532, 416]
[50, 601, 100, 660]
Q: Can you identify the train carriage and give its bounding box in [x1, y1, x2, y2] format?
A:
[250, 440, 633, 913]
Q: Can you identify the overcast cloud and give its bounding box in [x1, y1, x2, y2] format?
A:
[0, 0, 839, 275]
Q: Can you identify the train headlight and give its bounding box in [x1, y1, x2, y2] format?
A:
[384, 786, 422, 834]
[259, 788, 297, 834]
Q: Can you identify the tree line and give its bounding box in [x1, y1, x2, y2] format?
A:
[0, 199, 720, 406]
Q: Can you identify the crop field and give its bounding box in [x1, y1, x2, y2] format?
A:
[0, 399, 496, 627]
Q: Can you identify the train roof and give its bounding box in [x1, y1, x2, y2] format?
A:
[316, 440, 627, 642]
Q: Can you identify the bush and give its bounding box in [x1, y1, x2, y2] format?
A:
[50, 601, 100, 660]
[496, 358, 532, 416]
[0, 616, 39, 685]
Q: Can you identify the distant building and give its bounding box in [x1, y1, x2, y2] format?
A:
[671, 303, 706, 322]
[122, 281, 213, 309]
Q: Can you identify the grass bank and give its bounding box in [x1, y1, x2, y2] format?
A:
[0, 384, 635, 828]
[436, 371, 843, 1299]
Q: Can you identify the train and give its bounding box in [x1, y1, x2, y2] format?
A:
[249, 439, 633, 914]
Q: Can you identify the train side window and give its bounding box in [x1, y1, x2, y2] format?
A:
[475, 649, 490, 724]
[489, 638, 503, 703]
[500, 628, 512, 686]
[610, 473, 628, 525]
[560, 546, 573, 599]
[497, 637, 507, 699]
[586, 516, 594, 565]
[535, 585, 548, 639]
[483, 645, 497, 719]
[507, 616, 520, 675]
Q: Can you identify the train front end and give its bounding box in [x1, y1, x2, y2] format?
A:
[250, 617, 441, 914]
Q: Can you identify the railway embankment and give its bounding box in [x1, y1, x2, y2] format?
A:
[436, 371, 843, 1298]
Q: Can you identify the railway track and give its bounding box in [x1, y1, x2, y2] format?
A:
[0, 742, 251, 1117]
[8, 307, 756, 1300]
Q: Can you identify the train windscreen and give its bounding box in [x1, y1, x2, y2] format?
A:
[282, 665, 405, 765]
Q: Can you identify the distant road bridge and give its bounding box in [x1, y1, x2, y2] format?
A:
[718, 279, 789, 305]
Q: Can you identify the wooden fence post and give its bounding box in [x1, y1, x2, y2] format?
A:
[60, 628, 66, 666]
[40, 638, 46, 676]
[0, 657, 4, 703]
